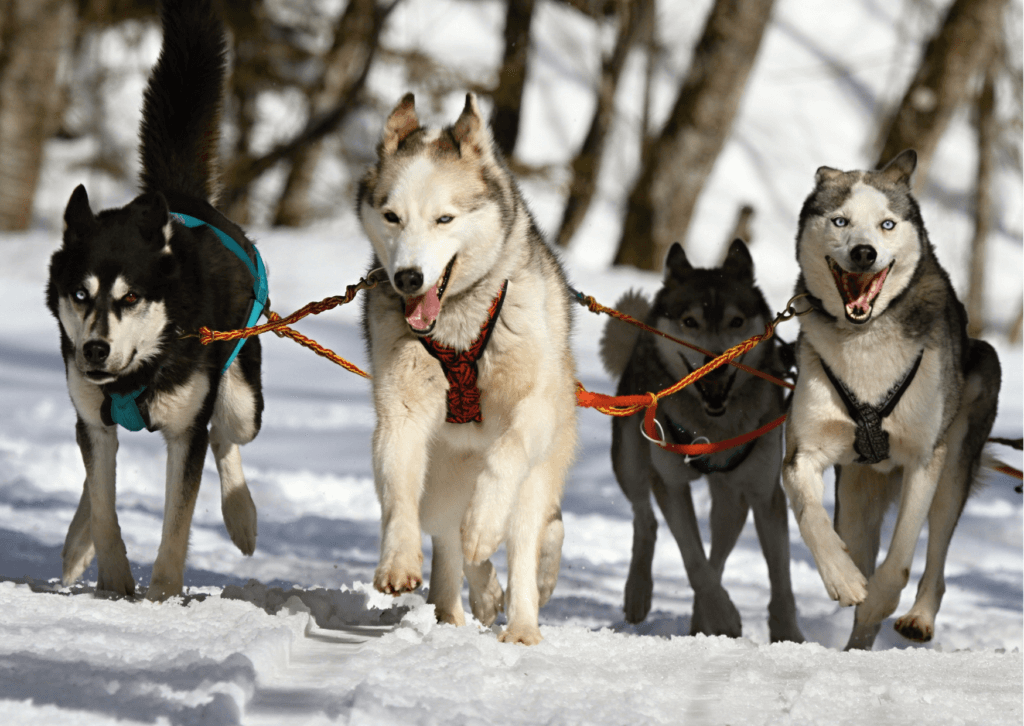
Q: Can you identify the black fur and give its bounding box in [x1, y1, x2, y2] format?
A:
[46, 0, 263, 598]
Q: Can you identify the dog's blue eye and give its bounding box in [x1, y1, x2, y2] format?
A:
[73, 289, 88, 303]
[383, 211, 400, 224]
[881, 219, 896, 230]
[832, 217, 848, 227]
[436, 215, 454, 224]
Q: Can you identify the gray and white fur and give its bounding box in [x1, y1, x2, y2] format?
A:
[783, 149, 1000, 649]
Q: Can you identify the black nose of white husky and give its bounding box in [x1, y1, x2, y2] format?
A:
[394, 267, 424, 295]
[850, 244, 877, 270]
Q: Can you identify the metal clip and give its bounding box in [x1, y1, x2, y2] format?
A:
[640, 418, 667, 446]
[683, 436, 710, 464]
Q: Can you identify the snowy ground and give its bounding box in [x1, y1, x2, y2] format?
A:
[1, 0, 1022, 723]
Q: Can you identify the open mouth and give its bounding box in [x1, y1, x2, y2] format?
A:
[403, 256, 456, 336]
[827, 257, 893, 324]
[679, 353, 733, 417]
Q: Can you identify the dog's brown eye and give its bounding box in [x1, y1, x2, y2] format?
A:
[122, 292, 139, 305]
[730, 316, 744, 328]
[683, 317, 699, 329]
[383, 211, 400, 224]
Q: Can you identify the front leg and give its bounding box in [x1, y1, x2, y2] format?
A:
[461, 428, 531, 565]
[69, 419, 134, 596]
[856, 446, 946, 629]
[146, 427, 208, 601]
[372, 373, 445, 595]
[782, 448, 867, 607]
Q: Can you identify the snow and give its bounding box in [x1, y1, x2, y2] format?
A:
[0, 0, 1021, 723]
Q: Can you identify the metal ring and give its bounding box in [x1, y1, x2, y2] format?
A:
[684, 435, 710, 463]
[640, 418, 667, 446]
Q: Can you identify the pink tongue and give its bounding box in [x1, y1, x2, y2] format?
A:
[842, 268, 888, 316]
[404, 283, 441, 331]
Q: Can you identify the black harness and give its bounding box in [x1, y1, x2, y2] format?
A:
[820, 351, 923, 465]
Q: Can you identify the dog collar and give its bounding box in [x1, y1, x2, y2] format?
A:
[419, 280, 508, 424]
[103, 212, 268, 432]
[820, 350, 923, 464]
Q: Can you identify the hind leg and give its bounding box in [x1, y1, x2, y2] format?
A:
[537, 511, 564, 608]
[427, 531, 466, 626]
[895, 343, 1000, 642]
[210, 362, 260, 556]
[835, 464, 899, 649]
[465, 559, 504, 626]
[62, 477, 96, 586]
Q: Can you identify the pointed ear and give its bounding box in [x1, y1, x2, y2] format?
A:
[450, 93, 493, 159]
[381, 93, 419, 155]
[878, 149, 917, 186]
[134, 191, 170, 244]
[63, 185, 95, 244]
[664, 242, 691, 279]
[814, 166, 844, 186]
[722, 238, 753, 281]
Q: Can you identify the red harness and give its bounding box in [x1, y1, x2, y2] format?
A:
[419, 280, 508, 424]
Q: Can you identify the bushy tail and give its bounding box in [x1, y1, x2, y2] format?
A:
[599, 290, 650, 378]
[138, 0, 227, 203]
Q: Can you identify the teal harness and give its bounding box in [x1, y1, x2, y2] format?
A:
[106, 212, 268, 432]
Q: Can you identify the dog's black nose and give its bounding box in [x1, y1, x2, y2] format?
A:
[394, 268, 424, 295]
[83, 340, 110, 364]
[850, 245, 877, 270]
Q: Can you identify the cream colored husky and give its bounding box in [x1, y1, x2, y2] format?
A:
[357, 93, 578, 644]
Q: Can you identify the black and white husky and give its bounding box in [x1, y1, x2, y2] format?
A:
[601, 240, 803, 642]
[46, 0, 266, 601]
[783, 150, 1000, 649]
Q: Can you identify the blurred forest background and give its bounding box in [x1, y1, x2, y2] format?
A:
[0, 0, 1020, 338]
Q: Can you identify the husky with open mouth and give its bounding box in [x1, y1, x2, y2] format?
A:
[601, 240, 803, 642]
[783, 149, 1001, 649]
[46, 0, 264, 601]
[357, 93, 578, 644]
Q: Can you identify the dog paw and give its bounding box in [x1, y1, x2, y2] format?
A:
[691, 587, 742, 638]
[816, 549, 868, 607]
[461, 511, 504, 565]
[96, 549, 135, 598]
[373, 551, 423, 595]
[623, 571, 653, 624]
[222, 487, 257, 556]
[466, 564, 504, 627]
[498, 623, 543, 646]
[894, 613, 934, 643]
[433, 605, 466, 627]
[145, 576, 183, 602]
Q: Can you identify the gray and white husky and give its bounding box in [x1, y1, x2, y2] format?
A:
[601, 240, 803, 642]
[46, 0, 264, 600]
[357, 93, 578, 644]
[783, 149, 1000, 649]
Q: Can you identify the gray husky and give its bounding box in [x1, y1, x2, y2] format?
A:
[357, 94, 578, 644]
[782, 149, 1000, 649]
[601, 239, 803, 642]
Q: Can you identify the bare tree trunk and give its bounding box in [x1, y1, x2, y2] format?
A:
[220, 1, 397, 218]
[554, 0, 652, 247]
[613, 0, 775, 271]
[966, 62, 997, 338]
[874, 0, 1008, 183]
[491, 0, 535, 158]
[273, 0, 378, 227]
[0, 0, 77, 230]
